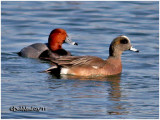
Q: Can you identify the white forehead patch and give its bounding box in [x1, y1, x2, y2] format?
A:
[121, 35, 130, 42]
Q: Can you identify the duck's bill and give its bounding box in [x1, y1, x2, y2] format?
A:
[129, 46, 139, 52]
[65, 36, 78, 46]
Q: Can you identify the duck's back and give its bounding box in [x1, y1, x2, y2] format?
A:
[18, 43, 49, 58]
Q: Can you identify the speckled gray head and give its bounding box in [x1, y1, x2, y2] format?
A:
[121, 35, 139, 52]
[109, 35, 139, 57]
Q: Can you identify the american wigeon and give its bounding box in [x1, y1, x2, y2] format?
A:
[18, 28, 78, 59]
[45, 35, 139, 76]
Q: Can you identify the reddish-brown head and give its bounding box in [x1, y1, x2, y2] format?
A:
[48, 28, 68, 51]
[48, 28, 78, 51]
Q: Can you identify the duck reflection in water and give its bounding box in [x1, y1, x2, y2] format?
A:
[48, 73, 129, 115]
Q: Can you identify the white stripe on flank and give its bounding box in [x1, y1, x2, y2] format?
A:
[92, 66, 98, 69]
[61, 68, 69, 74]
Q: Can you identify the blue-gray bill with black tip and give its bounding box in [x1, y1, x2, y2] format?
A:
[65, 36, 78, 45]
[129, 46, 139, 52]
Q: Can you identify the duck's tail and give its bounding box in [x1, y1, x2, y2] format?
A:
[44, 65, 58, 73]
[17, 52, 21, 56]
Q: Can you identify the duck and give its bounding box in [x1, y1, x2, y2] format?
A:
[18, 28, 78, 59]
[45, 35, 139, 76]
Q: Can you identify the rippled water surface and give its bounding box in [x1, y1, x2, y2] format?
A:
[1, 1, 159, 119]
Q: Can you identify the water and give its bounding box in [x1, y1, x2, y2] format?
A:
[1, 1, 159, 119]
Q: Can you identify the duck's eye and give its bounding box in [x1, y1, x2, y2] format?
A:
[120, 39, 128, 44]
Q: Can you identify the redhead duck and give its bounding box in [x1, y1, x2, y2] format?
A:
[45, 35, 139, 76]
[18, 28, 78, 59]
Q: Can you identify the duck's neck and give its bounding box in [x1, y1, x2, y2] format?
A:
[109, 45, 123, 58]
[48, 36, 63, 51]
[109, 51, 122, 58]
[105, 56, 122, 74]
[49, 42, 62, 51]
[107, 56, 122, 64]
[106, 56, 122, 70]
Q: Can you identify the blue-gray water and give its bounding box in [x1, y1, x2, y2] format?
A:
[1, 1, 159, 119]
